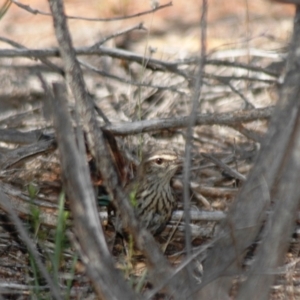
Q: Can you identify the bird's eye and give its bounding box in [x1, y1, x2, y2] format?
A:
[155, 158, 163, 165]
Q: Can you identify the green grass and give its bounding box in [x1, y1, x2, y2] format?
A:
[26, 185, 75, 299]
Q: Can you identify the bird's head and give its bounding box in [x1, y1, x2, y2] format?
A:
[139, 149, 182, 182]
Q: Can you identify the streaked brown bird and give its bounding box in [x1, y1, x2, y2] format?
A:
[126, 149, 182, 235]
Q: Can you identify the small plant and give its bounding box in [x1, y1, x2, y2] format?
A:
[52, 192, 69, 285]
[26, 185, 74, 299]
[27, 183, 44, 298]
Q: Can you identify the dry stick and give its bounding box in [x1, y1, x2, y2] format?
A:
[205, 48, 281, 59]
[182, 0, 207, 291]
[0, 107, 271, 153]
[205, 59, 280, 77]
[231, 124, 264, 143]
[0, 106, 273, 141]
[201, 153, 246, 182]
[0, 128, 48, 144]
[0, 283, 50, 294]
[0, 46, 178, 71]
[79, 59, 185, 94]
[224, 79, 255, 109]
[0, 36, 64, 75]
[0, 139, 56, 169]
[0, 105, 40, 126]
[12, 0, 172, 22]
[50, 83, 138, 299]
[195, 8, 300, 300]
[0, 189, 62, 300]
[0, 46, 277, 85]
[236, 5, 300, 300]
[91, 22, 147, 48]
[47, 0, 193, 298]
[205, 72, 275, 84]
[192, 185, 238, 198]
[104, 105, 274, 136]
[172, 210, 226, 222]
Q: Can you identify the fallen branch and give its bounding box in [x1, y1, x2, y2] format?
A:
[104, 106, 274, 135]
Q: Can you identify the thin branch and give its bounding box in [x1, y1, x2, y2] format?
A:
[0, 45, 277, 84]
[11, 0, 172, 22]
[205, 72, 276, 84]
[182, 0, 207, 287]
[231, 124, 264, 142]
[0, 139, 56, 169]
[79, 59, 186, 94]
[0, 36, 64, 75]
[197, 58, 280, 77]
[216, 77, 255, 109]
[0, 128, 50, 144]
[201, 153, 247, 182]
[103, 106, 274, 135]
[172, 210, 226, 222]
[91, 22, 147, 48]
[0, 107, 272, 150]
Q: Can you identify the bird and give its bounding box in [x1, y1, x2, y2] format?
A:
[125, 149, 182, 235]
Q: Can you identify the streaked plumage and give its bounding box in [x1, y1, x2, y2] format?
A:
[127, 149, 181, 235]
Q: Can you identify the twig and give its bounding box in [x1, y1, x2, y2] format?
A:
[172, 210, 226, 222]
[0, 139, 56, 169]
[193, 58, 280, 77]
[205, 72, 276, 84]
[0, 45, 277, 84]
[208, 48, 284, 59]
[11, 0, 172, 22]
[218, 78, 255, 109]
[91, 22, 147, 48]
[231, 124, 264, 142]
[79, 59, 186, 94]
[0, 36, 64, 75]
[182, 0, 207, 288]
[191, 184, 238, 198]
[0, 128, 51, 144]
[201, 153, 247, 182]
